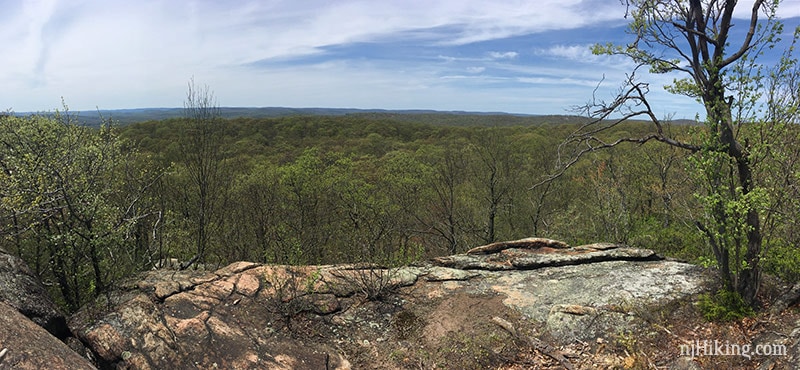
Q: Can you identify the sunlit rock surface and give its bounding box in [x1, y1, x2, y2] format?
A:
[69, 239, 716, 368]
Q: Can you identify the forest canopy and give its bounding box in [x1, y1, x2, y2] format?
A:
[2, 106, 799, 312]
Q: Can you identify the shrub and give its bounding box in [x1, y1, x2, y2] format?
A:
[762, 244, 800, 284]
[697, 289, 755, 322]
[262, 266, 322, 329]
[331, 265, 401, 302]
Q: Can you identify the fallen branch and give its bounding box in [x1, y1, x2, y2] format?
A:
[492, 316, 575, 370]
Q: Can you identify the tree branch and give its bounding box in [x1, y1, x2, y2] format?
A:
[721, 0, 766, 67]
[535, 67, 699, 190]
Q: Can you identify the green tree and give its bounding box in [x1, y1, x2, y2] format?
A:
[227, 161, 282, 263]
[554, 0, 798, 305]
[753, 31, 800, 283]
[275, 148, 337, 264]
[0, 110, 157, 310]
[377, 150, 435, 258]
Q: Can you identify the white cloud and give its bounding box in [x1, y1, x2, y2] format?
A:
[0, 0, 773, 118]
[488, 51, 518, 59]
[734, 1, 800, 18]
[538, 44, 595, 60]
[534, 44, 638, 73]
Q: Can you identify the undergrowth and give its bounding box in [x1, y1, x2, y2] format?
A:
[697, 289, 755, 322]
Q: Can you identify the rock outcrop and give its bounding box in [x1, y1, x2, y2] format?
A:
[436, 240, 705, 344]
[4, 237, 800, 368]
[0, 247, 70, 339]
[70, 262, 356, 369]
[433, 238, 661, 270]
[0, 302, 95, 370]
[0, 247, 97, 369]
[0, 299, 96, 369]
[69, 240, 722, 369]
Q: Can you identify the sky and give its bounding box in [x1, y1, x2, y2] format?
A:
[1, 0, 799, 118]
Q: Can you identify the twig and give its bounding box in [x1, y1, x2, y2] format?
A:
[653, 323, 683, 341]
[491, 316, 575, 370]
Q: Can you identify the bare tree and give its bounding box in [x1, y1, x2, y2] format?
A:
[178, 78, 226, 269]
[469, 128, 520, 243]
[545, 0, 797, 306]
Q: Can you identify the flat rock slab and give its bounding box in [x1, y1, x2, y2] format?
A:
[434, 242, 660, 270]
[475, 260, 708, 343]
[466, 237, 569, 255]
[426, 240, 708, 344]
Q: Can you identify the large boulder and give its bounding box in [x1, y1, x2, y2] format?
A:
[434, 241, 708, 344]
[0, 301, 96, 369]
[69, 262, 355, 369]
[70, 240, 719, 369]
[0, 247, 70, 339]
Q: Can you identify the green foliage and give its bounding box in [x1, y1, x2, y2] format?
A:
[118, 114, 719, 265]
[0, 109, 159, 311]
[664, 77, 702, 99]
[579, 0, 800, 307]
[6, 102, 800, 313]
[629, 216, 702, 261]
[697, 289, 755, 322]
[762, 244, 800, 284]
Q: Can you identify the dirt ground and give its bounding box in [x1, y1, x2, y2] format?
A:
[289, 274, 800, 369]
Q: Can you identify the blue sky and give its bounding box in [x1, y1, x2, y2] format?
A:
[1, 0, 799, 118]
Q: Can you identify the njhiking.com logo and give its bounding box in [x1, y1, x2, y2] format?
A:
[679, 339, 787, 360]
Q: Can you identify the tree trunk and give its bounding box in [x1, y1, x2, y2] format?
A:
[707, 85, 762, 305]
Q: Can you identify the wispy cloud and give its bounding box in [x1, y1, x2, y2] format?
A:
[537, 45, 597, 61]
[488, 51, 518, 59]
[0, 0, 796, 117]
[534, 44, 636, 72]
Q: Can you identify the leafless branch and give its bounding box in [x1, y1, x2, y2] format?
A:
[721, 0, 766, 68]
[534, 67, 699, 190]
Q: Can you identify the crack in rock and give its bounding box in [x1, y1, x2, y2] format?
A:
[434, 239, 662, 271]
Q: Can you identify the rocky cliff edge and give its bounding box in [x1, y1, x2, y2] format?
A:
[64, 238, 781, 369]
[4, 238, 799, 369]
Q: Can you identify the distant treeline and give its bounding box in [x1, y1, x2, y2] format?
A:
[15, 107, 699, 127]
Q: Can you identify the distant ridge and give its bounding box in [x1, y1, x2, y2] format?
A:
[33, 107, 537, 126]
[15, 107, 696, 127]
